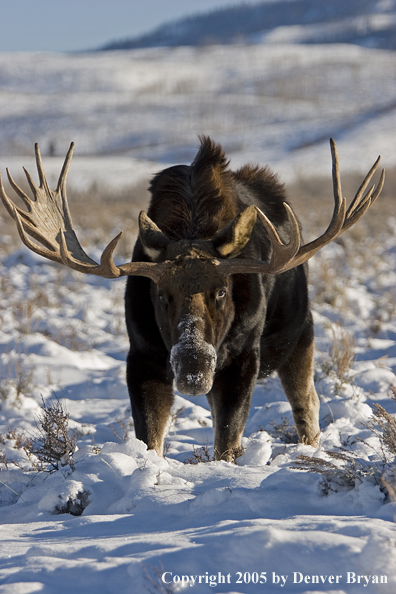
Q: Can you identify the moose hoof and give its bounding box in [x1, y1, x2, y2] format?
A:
[301, 432, 321, 448]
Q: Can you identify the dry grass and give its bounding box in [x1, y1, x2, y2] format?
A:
[365, 385, 396, 464]
[167, 406, 186, 437]
[0, 349, 35, 407]
[291, 450, 382, 495]
[367, 290, 396, 338]
[185, 444, 213, 464]
[143, 564, 174, 594]
[110, 414, 134, 443]
[318, 324, 356, 388]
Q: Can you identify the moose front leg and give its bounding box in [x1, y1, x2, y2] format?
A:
[207, 351, 260, 462]
[126, 351, 174, 456]
[277, 322, 320, 447]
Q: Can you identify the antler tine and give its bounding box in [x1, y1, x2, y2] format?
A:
[256, 203, 301, 271]
[342, 187, 374, 232]
[346, 154, 381, 218]
[287, 139, 347, 262]
[33, 142, 51, 193]
[330, 138, 344, 215]
[0, 171, 22, 218]
[59, 229, 123, 278]
[5, 169, 33, 211]
[22, 165, 40, 198]
[57, 226, 165, 281]
[370, 166, 385, 204]
[55, 142, 75, 231]
[100, 232, 124, 274]
[343, 165, 385, 232]
[56, 142, 75, 194]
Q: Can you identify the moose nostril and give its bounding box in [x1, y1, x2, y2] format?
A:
[177, 372, 214, 396]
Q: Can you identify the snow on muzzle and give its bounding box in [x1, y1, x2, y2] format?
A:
[170, 315, 217, 396]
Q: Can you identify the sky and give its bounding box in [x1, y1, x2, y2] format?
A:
[0, 0, 264, 53]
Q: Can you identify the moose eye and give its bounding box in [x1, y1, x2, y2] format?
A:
[159, 294, 169, 306]
[216, 288, 227, 300]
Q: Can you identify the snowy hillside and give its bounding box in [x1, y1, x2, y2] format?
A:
[0, 43, 395, 185]
[102, 0, 396, 51]
[0, 42, 395, 593]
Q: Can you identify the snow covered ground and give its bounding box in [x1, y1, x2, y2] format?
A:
[0, 42, 395, 593]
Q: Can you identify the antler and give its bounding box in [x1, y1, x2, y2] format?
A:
[0, 139, 384, 282]
[0, 143, 163, 282]
[219, 138, 385, 276]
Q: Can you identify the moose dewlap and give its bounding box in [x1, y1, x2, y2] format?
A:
[0, 137, 384, 461]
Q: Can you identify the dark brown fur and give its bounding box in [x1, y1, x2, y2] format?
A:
[148, 138, 237, 240]
[125, 137, 320, 460]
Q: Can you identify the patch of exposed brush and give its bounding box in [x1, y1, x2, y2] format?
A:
[269, 416, 298, 444]
[292, 385, 396, 498]
[291, 449, 382, 495]
[365, 385, 396, 464]
[27, 399, 77, 472]
[1, 399, 77, 473]
[363, 385, 396, 497]
[185, 444, 213, 464]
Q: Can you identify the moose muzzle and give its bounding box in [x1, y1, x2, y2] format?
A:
[170, 315, 217, 396]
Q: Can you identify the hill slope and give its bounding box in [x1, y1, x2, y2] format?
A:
[101, 0, 396, 51]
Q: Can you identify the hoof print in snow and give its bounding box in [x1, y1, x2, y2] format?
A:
[53, 490, 91, 516]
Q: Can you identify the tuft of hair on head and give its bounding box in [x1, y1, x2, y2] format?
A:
[191, 136, 232, 201]
[193, 136, 230, 173]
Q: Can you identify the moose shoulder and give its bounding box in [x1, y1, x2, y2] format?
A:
[0, 138, 384, 461]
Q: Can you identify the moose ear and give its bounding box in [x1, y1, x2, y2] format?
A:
[139, 211, 170, 261]
[212, 205, 257, 259]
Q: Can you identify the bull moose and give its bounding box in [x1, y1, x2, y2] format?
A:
[0, 138, 384, 461]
